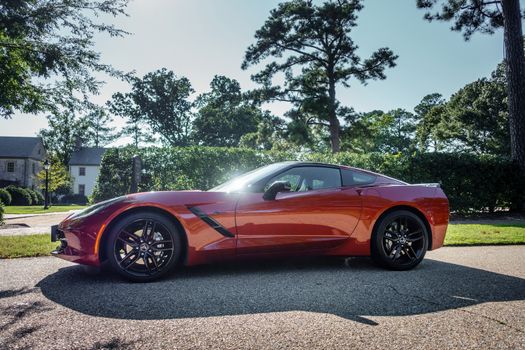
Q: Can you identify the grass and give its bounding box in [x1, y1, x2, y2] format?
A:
[3, 205, 87, 215]
[0, 234, 57, 259]
[444, 223, 525, 246]
[0, 223, 524, 259]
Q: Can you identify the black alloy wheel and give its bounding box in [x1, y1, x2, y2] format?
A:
[371, 210, 428, 270]
[106, 211, 182, 282]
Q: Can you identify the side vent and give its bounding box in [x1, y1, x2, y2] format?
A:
[187, 206, 235, 238]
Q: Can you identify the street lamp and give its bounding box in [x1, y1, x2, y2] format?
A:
[43, 159, 50, 210]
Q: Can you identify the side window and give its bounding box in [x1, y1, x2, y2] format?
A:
[341, 169, 376, 187]
[79, 167, 86, 176]
[7, 162, 15, 173]
[265, 166, 342, 192]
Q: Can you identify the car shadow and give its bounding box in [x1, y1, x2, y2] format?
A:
[37, 257, 525, 323]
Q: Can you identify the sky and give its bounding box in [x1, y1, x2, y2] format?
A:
[1, 0, 504, 145]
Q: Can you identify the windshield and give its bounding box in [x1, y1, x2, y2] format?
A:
[209, 162, 290, 192]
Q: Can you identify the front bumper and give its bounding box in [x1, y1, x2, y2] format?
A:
[50, 223, 101, 266]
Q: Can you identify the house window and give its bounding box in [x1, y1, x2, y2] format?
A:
[7, 162, 15, 173]
[32, 163, 36, 175]
[78, 184, 85, 195]
[79, 167, 86, 176]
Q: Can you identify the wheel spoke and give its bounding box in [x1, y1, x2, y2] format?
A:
[142, 220, 155, 241]
[119, 231, 140, 246]
[120, 251, 140, 269]
[149, 253, 159, 270]
[407, 245, 418, 259]
[143, 255, 152, 274]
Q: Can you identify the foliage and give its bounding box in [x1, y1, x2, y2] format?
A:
[37, 155, 72, 194]
[110, 68, 194, 146]
[38, 110, 90, 165]
[416, 0, 508, 40]
[0, 202, 3, 225]
[59, 194, 88, 205]
[192, 76, 270, 147]
[0, 188, 12, 206]
[416, 0, 525, 200]
[0, 0, 129, 118]
[342, 109, 418, 154]
[5, 186, 32, 206]
[92, 146, 523, 213]
[108, 95, 155, 147]
[85, 106, 120, 147]
[242, 0, 398, 152]
[25, 189, 39, 206]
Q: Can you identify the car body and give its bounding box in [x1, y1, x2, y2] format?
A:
[51, 161, 449, 281]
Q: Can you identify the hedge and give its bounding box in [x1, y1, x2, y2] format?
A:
[92, 146, 524, 213]
[5, 186, 32, 206]
[0, 188, 11, 206]
[0, 202, 4, 225]
[59, 194, 88, 205]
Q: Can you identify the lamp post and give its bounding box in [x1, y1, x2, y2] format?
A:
[43, 159, 50, 210]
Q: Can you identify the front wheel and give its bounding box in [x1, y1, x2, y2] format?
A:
[371, 210, 428, 270]
[105, 211, 182, 282]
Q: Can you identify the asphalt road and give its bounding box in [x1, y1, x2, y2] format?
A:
[0, 246, 524, 349]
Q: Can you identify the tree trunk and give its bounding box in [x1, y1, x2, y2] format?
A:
[328, 79, 340, 153]
[501, 0, 525, 210]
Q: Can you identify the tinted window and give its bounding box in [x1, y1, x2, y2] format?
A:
[265, 166, 342, 192]
[341, 169, 376, 186]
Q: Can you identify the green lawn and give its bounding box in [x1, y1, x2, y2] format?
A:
[444, 223, 525, 246]
[0, 223, 524, 259]
[0, 234, 57, 259]
[3, 205, 87, 215]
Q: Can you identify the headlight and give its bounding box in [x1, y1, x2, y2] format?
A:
[68, 196, 124, 220]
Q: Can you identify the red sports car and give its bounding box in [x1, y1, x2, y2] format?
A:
[51, 162, 449, 282]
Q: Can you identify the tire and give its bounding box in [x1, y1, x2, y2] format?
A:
[105, 211, 182, 282]
[371, 210, 428, 270]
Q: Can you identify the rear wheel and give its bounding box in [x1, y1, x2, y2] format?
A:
[371, 210, 428, 270]
[105, 211, 182, 282]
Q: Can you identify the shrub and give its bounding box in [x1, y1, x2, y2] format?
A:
[92, 146, 524, 213]
[59, 194, 88, 205]
[26, 189, 39, 205]
[5, 186, 32, 206]
[0, 202, 4, 225]
[34, 191, 45, 205]
[0, 188, 12, 206]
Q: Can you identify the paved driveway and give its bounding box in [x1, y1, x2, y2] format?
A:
[0, 246, 524, 349]
[0, 213, 71, 236]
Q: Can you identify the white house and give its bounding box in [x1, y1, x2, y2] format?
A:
[69, 147, 106, 197]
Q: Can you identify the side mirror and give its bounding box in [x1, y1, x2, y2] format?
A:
[263, 181, 291, 201]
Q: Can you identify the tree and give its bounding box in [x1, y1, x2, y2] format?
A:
[416, 0, 525, 183]
[108, 93, 155, 148]
[110, 69, 193, 146]
[39, 109, 90, 165]
[446, 76, 509, 154]
[414, 93, 446, 151]
[0, 0, 129, 118]
[85, 107, 120, 147]
[37, 154, 72, 195]
[242, 0, 398, 152]
[341, 109, 417, 153]
[192, 76, 265, 147]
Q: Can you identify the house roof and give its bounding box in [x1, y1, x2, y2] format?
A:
[0, 136, 46, 160]
[69, 147, 106, 166]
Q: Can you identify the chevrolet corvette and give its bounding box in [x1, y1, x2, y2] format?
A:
[51, 161, 449, 282]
